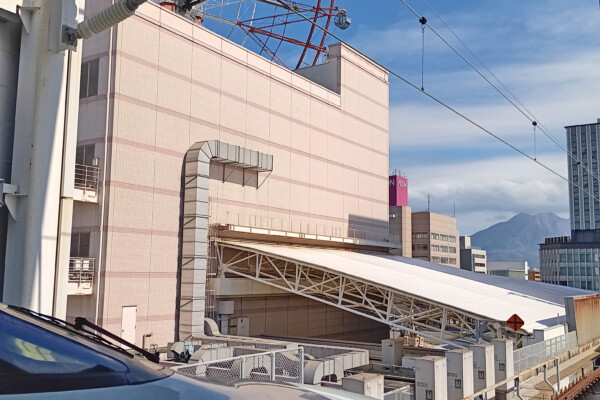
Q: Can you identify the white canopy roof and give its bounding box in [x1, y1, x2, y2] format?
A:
[227, 241, 592, 333]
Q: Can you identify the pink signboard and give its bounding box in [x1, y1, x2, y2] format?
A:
[389, 175, 408, 206]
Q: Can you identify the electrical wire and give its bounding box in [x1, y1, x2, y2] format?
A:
[274, 0, 600, 204]
[415, 0, 600, 185]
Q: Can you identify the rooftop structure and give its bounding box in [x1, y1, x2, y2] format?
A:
[217, 240, 591, 341]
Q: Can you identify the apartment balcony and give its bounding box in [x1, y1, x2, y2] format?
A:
[68, 258, 94, 295]
[73, 164, 99, 203]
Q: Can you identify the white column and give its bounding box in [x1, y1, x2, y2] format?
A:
[3, 0, 83, 316]
[415, 356, 447, 400]
[492, 339, 515, 400]
[470, 343, 495, 399]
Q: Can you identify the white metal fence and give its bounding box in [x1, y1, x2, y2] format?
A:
[172, 347, 304, 384]
[513, 331, 578, 372]
[74, 164, 99, 191]
[68, 257, 94, 284]
[384, 388, 413, 400]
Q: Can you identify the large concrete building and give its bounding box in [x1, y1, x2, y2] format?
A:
[66, 1, 392, 347]
[540, 120, 600, 291]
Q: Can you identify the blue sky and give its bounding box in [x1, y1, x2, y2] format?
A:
[330, 0, 600, 234]
[198, 0, 600, 234]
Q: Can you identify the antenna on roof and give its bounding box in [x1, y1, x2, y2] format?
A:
[427, 194, 430, 212]
[453, 201, 456, 217]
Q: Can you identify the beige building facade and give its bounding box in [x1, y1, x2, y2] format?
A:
[68, 1, 390, 347]
[389, 205, 412, 257]
[411, 212, 460, 267]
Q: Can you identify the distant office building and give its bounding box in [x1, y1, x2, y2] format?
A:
[539, 235, 600, 290]
[487, 261, 528, 280]
[387, 177, 459, 266]
[528, 269, 541, 282]
[459, 236, 486, 273]
[568, 121, 600, 230]
[411, 212, 460, 268]
[540, 119, 600, 291]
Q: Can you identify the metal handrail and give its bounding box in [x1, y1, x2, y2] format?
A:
[69, 257, 95, 284]
[224, 211, 401, 244]
[74, 164, 100, 191]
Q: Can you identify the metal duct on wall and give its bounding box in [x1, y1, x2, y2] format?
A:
[178, 140, 273, 340]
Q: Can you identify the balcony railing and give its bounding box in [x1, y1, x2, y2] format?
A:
[68, 257, 94, 295]
[74, 164, 100, 192]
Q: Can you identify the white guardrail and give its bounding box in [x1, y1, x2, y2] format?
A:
[513, 331, 578, 373]
[172, 347, 304, 384]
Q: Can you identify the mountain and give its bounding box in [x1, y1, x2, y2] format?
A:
[470, 212, 570, 267]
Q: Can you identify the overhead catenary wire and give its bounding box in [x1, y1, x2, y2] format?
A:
[415, 0, 600, 184]
[273, 0, 600, 204]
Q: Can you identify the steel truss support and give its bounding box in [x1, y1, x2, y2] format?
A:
[216, 242, 526, 346]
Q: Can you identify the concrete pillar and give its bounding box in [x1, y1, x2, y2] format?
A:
[446, 349, 474, 400]
[492, 339, 515, 400]
[381, 338, 404, 366]
[415, 356, 447, 400]
[342, 373, 384, 400]
[470, 344, 495, 399]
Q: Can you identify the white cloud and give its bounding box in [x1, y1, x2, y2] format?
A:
[343, 0, 600, 235]
[402, 153, 570, 234]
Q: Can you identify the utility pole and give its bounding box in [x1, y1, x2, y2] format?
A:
[0, 0, 146, 318]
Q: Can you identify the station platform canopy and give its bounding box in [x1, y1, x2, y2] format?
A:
[216, 240, 592, 345]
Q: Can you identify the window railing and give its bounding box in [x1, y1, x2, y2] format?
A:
[69, 258, 95, 285]
[74, 164, 100, 192]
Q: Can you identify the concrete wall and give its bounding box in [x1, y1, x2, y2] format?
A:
[0, 16, 21, 300]
[389, 206, 412, 257]
[68, 2, 390, 347]
[222, 294, 390, 343]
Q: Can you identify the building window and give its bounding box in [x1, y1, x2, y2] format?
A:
[80, 59, 100, 99]
[76, 144, 95, 166]
[70, 233, 90, 258]
[413, 232, 428, 239]
[431, 233, 439, 240]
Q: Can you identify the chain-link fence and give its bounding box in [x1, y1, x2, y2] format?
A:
[513, 331, 577, 372]
[172, 347, 304, 384]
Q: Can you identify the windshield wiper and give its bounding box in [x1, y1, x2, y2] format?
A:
[7, 305, 159, 364]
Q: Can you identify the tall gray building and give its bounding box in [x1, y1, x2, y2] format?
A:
[540, 119, 600, 291]
[568, 121, 600, 230]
